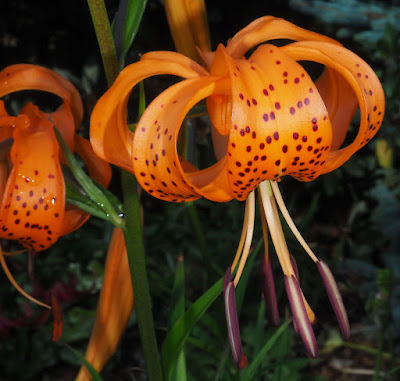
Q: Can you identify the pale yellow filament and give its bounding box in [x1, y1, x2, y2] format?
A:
[2, 250, 26, 256]
[258, 181, 294, 276]
[232, 190, 255, 287]
[231, 191, 253, 271]
[0, 246, 50, 309]
[270, 181, 318, 263]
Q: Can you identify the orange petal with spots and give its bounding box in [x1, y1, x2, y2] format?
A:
[0, 104, 65, 251]
[90, 53, 209, 172]
[61, 135, 112, 236]
[281, 41, 385, 173]
[210, 44, 332, 201]
[133, 75, 233, 202]
[226, 16, 340, 59]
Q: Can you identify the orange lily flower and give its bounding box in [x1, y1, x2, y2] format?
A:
[76, 228, 134, 381]
[0, 64, 111, 251]
[90, 16, 384, 365]
[0, 64, 111, 306]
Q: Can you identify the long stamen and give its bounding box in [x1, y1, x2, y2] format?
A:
[231, 192, 253, 272]
[233, 190, 255, 287]
[270, 181, 318, 263]
[2, 250, 26, 256]
[259, 181, 316, 323]
[272, 181, 348, 331]
[0, 246, 50, 309]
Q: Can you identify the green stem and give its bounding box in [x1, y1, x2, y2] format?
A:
[122, 170, 163, 381]
[86, 0, 120, 86]
[87, 1, 162, 379]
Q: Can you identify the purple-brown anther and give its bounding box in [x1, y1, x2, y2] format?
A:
[289, 254, 300, 335]
[290, 254, 300, 280]
[261, 254, 280, 326]
[284, 275, 318, 358]
[317, 259, 350, 340]
[224, 267, 248, 369]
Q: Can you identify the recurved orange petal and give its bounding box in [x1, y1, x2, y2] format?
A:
[281, 41, 385, 173]
[0, 104, 65, 251]
[0, 64, 83, 126]
[0, 64, 83, 150]
[90, 52, 209, 173]
[133, 75, 232, 202]
[226, 16, 339, 59]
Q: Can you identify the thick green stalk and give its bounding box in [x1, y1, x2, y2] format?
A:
[87, 1, 163, 379]
[122, 171, 163, 381]
[87, 0, 120, 86]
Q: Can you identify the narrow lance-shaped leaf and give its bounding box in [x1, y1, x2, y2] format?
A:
[113, 0, 148, 66]
[161, 278, 223, 380]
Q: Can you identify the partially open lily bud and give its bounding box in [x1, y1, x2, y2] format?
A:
[76, 228, 134, 381]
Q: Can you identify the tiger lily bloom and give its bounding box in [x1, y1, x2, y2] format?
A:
[0, 64, 111, 305]
[76, 228, 134, 381]
[90, 16, 384, 365]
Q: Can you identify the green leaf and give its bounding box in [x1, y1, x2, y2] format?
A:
[64, 344, 104, 381]
[113, 0, 148, 65]
[65, 183, 109, 220]
[54, 128, 124, 227]
[168, 256, 187, 381]
[161, 278, 224, 380]
[169, 256, 186, 329]
[241, 321, 291, 381]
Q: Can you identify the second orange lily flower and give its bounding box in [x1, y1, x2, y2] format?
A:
[0, 64, 111, 251]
